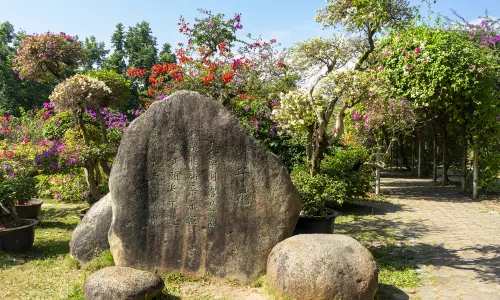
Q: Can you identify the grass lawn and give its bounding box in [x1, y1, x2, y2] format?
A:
[1, 197, 420, 299]
[335, 198, 421, 299]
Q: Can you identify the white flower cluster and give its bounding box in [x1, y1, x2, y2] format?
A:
[272, 90, 319, 135]
[50, 75, 112, 111]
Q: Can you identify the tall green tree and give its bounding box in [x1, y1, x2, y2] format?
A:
[103, 23, 127, 74]
[125, 21, 158, 70]
[82, 36, 109, 71]
[159, 42, 176, 64]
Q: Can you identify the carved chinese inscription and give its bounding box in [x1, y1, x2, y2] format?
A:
[109, 91, 302, 284]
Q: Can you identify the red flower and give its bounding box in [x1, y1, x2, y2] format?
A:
[126, 68, 146, 78]
[219, 42, 227, 53]
[222, 72, 234, 83]
[204, 73, 215, 85]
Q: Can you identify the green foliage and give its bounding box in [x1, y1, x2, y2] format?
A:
[291, 145, 372, 215]
[378, 26, 499, 140]
[81, 36, 109, 71]
[125, 21, 158, 70]
[42, 111, 74, 140]
[85, 69, 130, 108]
[322, 145, 372, 199]
[291, 167, 348, 216]
[187, 9, 243, 53]
[159, 42, 176, 64]
[316, 0, 416, 33]
[36, 173, 90, 202]
[42, 111, 98, 140]
[0, 176, 38, 204]
[479, 138, 500, 192]
[102, 23, 127, 74]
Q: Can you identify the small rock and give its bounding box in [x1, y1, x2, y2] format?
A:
[83, 266, 164, 300]
[70, 193, 112, 263]
[267, 234, 378, 300]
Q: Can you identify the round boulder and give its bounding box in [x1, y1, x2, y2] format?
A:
[267, 234, 378, 300]
[70, 193, 112, 263]
[83, 266, 164, 300]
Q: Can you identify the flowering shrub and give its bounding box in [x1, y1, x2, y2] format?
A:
[50, 75, 112, 112]
[34, 139, 79, 173]
[42, 110, 99, 140]
[126, 9, 296, 143]
[36, 173, 89, 203]
[466, 17, 500, 47]
[272, 90, 321, 136]
[13, 32, 83, 82]
[0, 140, 40, 218]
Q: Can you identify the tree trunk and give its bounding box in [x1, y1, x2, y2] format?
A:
[84, 162, 101, 200]
[310, 135, 328, 176]
[77, 109, 90, 146]
[98, 115, 108, 144]
[462, 141, 467, 193]
[100, 161, 111, 176]
[442, 125, 448, 186]
[306, 126, 313, 174]
[472, 143, 478, 200]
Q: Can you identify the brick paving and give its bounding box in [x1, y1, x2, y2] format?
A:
[380, 174, 500, 300]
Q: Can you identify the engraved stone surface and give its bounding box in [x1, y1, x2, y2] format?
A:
[108, 91, 301, 283]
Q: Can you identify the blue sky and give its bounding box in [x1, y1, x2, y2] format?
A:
[0, 0, 498, 50]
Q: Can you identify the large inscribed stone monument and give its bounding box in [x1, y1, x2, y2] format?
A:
[108, 91, 301, 283]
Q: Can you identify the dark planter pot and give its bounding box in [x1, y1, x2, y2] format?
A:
[293, 209, 340, 235]
[15, 199, 43, 220]
[0, 219, 39, 252]
[78, 208, 89, 221]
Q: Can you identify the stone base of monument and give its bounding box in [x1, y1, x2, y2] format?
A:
[69, 193, 112, 263]
[266, 234, 378, 300]
[83, 266, 165, 300]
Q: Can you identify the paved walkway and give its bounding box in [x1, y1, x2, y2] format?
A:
[380, 174, 500, 300]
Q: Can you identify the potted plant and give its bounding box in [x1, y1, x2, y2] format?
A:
[14, 176, 43, 220]
[290, 167, 344, 235]
[0, 175, 39, 252]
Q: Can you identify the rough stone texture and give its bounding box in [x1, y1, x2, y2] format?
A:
[267, 234, 378, 300]
[108, 91, 301, 283]
[83, 266, 164, 300]
[69, 193, 112, 263]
